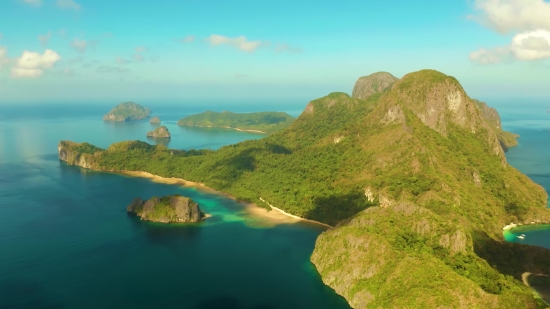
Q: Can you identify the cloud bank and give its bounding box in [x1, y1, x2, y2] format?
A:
[469, 0, 550, 64]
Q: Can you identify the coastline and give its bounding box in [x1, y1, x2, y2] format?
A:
[179, 124, 267, 134]
[116, 171, 332, 228]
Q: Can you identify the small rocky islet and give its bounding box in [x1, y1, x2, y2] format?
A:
[127, 194, 205, 223]
[150, 116, 161, 124]
[146, 126, 170, 138]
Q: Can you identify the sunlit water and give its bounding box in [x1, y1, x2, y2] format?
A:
[0, 103, 350, 309]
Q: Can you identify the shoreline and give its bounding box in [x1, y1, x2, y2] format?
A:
[116, 170, 332, 229]
[179, 124, 267, 134]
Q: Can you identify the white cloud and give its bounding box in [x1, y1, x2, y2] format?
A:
[470, 0, 550, 33]
[71, 39, 97, 53]
[11, 49, 61, 78]
[115, 56, 128, 65]
[274, 43, 302, 53]
[96, 65, 129, 73]
[0, 46, 10, 70]
[206, 34, 262, 52]
[38, 31, 52, 47]
[22, 0, 42, 6]
[179, 36, 195, 43]
[469, 46, 511, 64]
[56, 0, 81, 10]
[510, 29, 550, 60]
[133, 54, 144, 62]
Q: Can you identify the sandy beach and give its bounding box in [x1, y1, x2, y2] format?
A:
[117, 170, 332, 228]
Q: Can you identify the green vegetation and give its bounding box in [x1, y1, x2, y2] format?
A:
[103, 102, 151, 121]
[59, 69, 550, 308]
[177, 110, 295, 134]
[127, 194, 202, 223]
[472, 98, 519, 151]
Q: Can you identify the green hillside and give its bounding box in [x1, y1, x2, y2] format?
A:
[177, 111, 295, 134]
[59, 69, 550, 308]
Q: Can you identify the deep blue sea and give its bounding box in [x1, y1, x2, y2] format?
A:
[0, 101, 548, 308]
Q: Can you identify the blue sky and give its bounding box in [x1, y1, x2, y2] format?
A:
[0, 0, 549, 104]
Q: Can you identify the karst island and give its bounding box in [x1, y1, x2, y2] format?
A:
[59, 69, 550, 308]
[177, 111, 295, 134]
[146, 126, 170, 139]
[103, 102, 152, 122]
[127, 195, 206, 223]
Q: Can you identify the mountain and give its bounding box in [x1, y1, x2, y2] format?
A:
[59, 69, 550, 308]
[351, 72, 398, 100]
[103, 102, 151, 122]
[177, 111, 295, 134]
[472, 99, 519, 151]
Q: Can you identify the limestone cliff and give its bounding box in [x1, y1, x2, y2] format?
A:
[473, 99, 519, 151]
[127, 195, 204, 223]
[58, 141, 101, 170]
[351, 72, 398, 100]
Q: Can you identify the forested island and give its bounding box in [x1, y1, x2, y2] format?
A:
[103, 102, 151, 122]
[127, 194, 205, 223]
[146, 126, 170, 139]
[59, 69, 550, 308]
[177, 111, 295, 134]
[150, 116, 161, 124]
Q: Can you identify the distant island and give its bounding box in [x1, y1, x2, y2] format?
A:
[177, 111, 295, 134]
[127, 194, 205, 223]
[146, 126, 170, 138]
[103, 102, 151, 122]
[150, 116, 161, 124]
[59, 70, 550, 308]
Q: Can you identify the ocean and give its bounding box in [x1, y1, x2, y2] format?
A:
[0, 101, 548, 308]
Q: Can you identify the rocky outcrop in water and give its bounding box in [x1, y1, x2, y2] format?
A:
[127, 195, 205, 223]
[147, 126, 170, 138]
[103, 102, 151, 122]
[150, 116, 161, 124]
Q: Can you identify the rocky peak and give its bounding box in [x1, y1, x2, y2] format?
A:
[351, 72, 398, 100]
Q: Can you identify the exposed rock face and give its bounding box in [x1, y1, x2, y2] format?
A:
[58, 141, 101, 170]
[351, 72, 398, 100]
[146, 126, 170, 138]
[127, 195, 204, 223]
[149, 116, 161, 124]
[472, 99, 519, 151]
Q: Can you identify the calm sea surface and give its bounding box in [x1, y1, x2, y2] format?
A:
[0, 101, 548, 308]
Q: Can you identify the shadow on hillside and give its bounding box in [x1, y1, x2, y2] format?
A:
[472, 230, 550, 280]
[305, 192, 377, 226]
[194, 296, 274, 309]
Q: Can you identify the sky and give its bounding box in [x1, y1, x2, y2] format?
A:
[0, 0, 549, 104]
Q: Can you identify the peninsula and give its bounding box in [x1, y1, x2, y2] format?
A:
[103, 102, 151, 122]
[59, 69, 550, 308]
[146, 126, 170, 139]
[177, 111, 295, 134]
[127, 194, 205, 223]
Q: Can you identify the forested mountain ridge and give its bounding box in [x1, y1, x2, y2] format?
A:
[59, 69, 550, 308]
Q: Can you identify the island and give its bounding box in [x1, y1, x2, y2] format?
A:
[103, 102, 151, 122]
[127, 194, 205, 223]
[58, 69, 550, 308]
[177, 111, 295, 134]
[146, 126, 170, 139]
[149, 116, 161, 124]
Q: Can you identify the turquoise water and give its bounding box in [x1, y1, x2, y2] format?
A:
[499, 105, 550, 247]
[0, 103, 350, 309]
